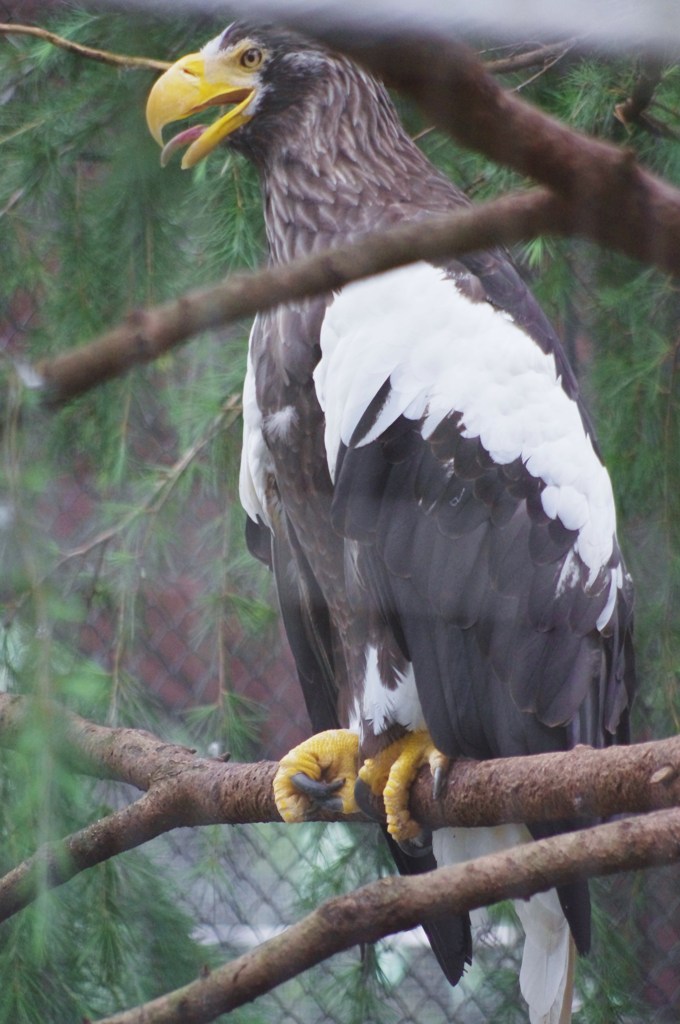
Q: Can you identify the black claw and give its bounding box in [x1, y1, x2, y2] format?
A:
[290, 772, 344, 800]
[304, 796, 344, 819]
[397, 829, 433, 858]
[354, 777, 384, 821]
[290, 773, 346, 815]
[432, 765, 446, 800]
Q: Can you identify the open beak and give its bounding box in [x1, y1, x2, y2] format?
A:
[146, 51, 256, 169]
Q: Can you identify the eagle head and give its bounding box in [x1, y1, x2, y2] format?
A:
[146, 22, 328, 169]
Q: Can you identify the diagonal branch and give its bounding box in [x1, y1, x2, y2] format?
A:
[5, 35, 680, 410]
[4, 24, 680, 413]
[95, 807, 680, 1024]
[33, 189, 567, 404]
[484, 39, 579, 75]
[341, 33, 680, 273]
[27, 173, 680, 412]
[0, 789, 170, 922]
[2, 692, 680, 926]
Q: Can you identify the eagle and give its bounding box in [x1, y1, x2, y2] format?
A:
[146, 23, 635, 1023]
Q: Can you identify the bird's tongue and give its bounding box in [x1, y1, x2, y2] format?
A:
[160, 125, 206, 167]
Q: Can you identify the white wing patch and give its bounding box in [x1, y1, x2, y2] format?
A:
[360, 645, 426, 736]
[315, 262, 619, 597]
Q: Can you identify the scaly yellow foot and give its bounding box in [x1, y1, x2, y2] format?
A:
[358, 730, 449, 843]
[274, 729, 360, 822]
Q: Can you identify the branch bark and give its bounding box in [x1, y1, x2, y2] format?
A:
[95, 807, 680, 1024]
[342, 34, 680, 275]
[2, 35, 677, 408]
[23, 164, 678, 410]
[34, 189, 566, 404]
[484, 39, 578, 75]
[1, 693, 680, 927]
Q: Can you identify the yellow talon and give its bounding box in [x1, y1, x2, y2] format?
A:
[273, 729, 360, 822]
[358, 730, 448, 842]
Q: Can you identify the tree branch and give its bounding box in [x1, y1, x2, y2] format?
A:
[24, 166, 679, 411]
[1, 35, 677, 408]
[95, 808, 680, 1024]
[334, 33, 680, 272]
[2, 693, 680, 926]
[0, 22, 170, 71]
[33, 189, 567, 405]
[0, 22, 575, 78]
[485, 39, 578, 75]
[613, 57, 679, 139]
[614, 59, 662, 126]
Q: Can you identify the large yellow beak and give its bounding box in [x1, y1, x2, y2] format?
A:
[146, 51, 256, 169]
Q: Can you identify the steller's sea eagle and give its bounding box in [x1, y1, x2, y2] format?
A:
[146, 23, 635, 1023]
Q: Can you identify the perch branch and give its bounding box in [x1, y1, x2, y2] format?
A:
[1, 693, 680, 925]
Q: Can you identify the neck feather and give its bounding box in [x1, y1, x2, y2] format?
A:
[255, 59, 465, 263]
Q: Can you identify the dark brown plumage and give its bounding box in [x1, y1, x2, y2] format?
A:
[148, 24, 635, 1016]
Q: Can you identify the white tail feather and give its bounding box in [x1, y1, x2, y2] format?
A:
[514, 890, 574, 1023]
[432, 826, 574, 1023]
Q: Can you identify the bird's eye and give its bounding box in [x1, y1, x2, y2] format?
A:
[240, 47, 263, 70]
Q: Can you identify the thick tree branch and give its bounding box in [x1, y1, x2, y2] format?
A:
[0, 22, 170, 70]
[342, 34, 680, 274]
[34, 189, 566, 404]
[3, 35, 678, 407]
[95, 808, 680, 1024]
[1, 693, 680, 926]
[25, 167, 677, 409]
[3, 23, 680, 408]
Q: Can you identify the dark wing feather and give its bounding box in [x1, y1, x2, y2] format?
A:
[245, 515, 274, 569]
[333, 414, 632, 754]
[386, 835, 472, 984]
[270, 522, 339, 733]
[331, 410, 634, 951]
